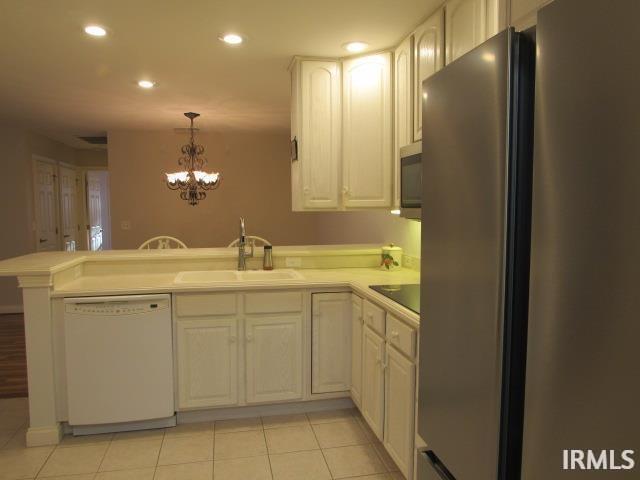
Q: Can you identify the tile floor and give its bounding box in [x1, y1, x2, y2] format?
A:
[0, 398, 405, 480]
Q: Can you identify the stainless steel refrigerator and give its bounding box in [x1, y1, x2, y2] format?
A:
[417, 0, 640, 479]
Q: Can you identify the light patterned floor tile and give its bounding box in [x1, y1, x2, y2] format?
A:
[322, 444, 386, 479]
[306, 409, 356, 425]
[347, 475, 392, 480]
[214, 417, 262, 433]
[164, 421, 213, 438]
[37, 474, 95, 480]
[99, 439, 161, 471]
[214, 455, 271, 480]
[214, 430, 267, 460]
[59, 433, 113, 448]
[265, 425, 319, 454]
[355, 417, 380, 442]
[154, 461, 213, 480]
[372, 442, 400, 472]
[94, 467, 155, 480]
[39, 443, 108, 477]
[312, 419, 368, 448]
[0, 445, 54, 480]
[262, 413, 309, 429]
[157, 434, 213, 465]
[269, 449, 331, 480]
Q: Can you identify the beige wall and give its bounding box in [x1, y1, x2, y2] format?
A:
[108, 130, 421, 257]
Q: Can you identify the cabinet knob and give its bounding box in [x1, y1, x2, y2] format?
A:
[390, 331, 399, 339]
[229, 335, 237, 344]
[246, 333, 253, 343]
[303, 187, 310, 194]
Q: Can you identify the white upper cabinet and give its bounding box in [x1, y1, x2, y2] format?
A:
[177, 318, 239, 409]
[445, 0, 488, 64]
[245, 314, 303, 404]
[394, 37, 413, 208]
[311, 293, 352, 394]
[510, 0, 548, 29]
[291, 60, 342, 211]
[342, 53, 393, 208]
[413, 8, 444, 142]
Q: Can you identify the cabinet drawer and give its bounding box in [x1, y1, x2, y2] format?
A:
[175, 293, 237, 317]
[363, 300, 385, 335]
[386, 314, 416, 359]
[245, 291, 303, 314]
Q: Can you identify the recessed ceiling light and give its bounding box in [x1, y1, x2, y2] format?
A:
[343, 41, 369, 53]
[137, 80, 156, 89]
[84, 25, 107, 37]
[220, 33, 243, 45]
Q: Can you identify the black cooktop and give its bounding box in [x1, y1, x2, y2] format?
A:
[369, 284, 420, 315]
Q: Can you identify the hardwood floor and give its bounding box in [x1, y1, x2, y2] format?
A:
[0, 314, 28, 398]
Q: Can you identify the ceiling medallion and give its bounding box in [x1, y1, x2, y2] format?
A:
[165, 112, 221, 206]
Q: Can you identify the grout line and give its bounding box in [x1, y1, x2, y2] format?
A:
[308, 416, 335, 479]
[261, 420, 275, 480]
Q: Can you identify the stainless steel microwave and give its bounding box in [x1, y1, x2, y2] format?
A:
[400, 142, 422, 220]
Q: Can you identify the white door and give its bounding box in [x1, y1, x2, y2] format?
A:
[350, 295, 364, 407]
[445, 0, 487, 64]
[245, 314, 303, 403]
[300, 60, 341, 209]
[342, 52, 392, 208]
[413, 8, 444, 142]
[311, 293, 352, 394]
[86, 172, 103, 251]
[59, 165, 78, 250]
[394, 36, 413, 207]
[361, 325, 385, 440]
[384, 345, 416, 479]
[33, 160, 59, 251]
[177, 318, 239, 409]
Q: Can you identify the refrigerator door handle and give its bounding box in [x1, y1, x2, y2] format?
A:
[425, 451, 457, 480]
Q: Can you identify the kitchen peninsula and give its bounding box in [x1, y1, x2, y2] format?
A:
[0, 245, 421, 478]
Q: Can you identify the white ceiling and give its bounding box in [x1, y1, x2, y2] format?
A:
[0, 0, 441, 148]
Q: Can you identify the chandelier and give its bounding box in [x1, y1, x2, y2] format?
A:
[165, 112, 221, 206]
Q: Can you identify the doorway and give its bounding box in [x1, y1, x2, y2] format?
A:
[85, 170, 111, 251]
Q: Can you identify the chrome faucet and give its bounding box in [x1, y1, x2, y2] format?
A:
[237, 217, 254, 271]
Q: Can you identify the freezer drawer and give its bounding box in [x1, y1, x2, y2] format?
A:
[417, 451, 456, 480]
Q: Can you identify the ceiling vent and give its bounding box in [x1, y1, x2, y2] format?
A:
[77, 136, 108, 145]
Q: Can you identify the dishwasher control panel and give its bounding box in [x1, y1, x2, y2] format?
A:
[65, 299, 170, 316]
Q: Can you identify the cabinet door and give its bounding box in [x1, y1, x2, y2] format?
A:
[384, 346, 416, 479]
[177, 318, 238, 409]
[394, 37, 413, 207]
[300, 61, 342, 209]
[361, 326, 385, 440]
[245, 314, 303, 403]
[350, 295, 364, 407]
[312, 293, 352, 394]
[445, 0, 487, 64]
[413, 9, 444, 142]
[342, 53, 393, 208]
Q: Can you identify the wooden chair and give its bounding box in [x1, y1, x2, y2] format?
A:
[138, 236, 188, 250]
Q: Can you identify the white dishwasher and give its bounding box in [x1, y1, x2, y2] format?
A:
[64, 294, 175, 433]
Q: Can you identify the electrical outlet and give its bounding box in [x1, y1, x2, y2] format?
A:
[285, 257, 302, 268]
[120, 220, 131, 230]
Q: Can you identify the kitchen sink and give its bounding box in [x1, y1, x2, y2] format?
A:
[174, 269, 303, 284]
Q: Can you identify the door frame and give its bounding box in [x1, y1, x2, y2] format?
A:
[82, 168, 111, 251]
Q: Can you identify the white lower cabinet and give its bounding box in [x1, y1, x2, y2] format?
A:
[361, 325, 386, 440]
[311, 293, 352, 394]
[177, 318, 238, 409]
[245, 314, 303, 403]
[384, 345, 416, 479]
[350, 294, 364, 407]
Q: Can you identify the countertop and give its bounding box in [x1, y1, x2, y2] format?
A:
[54, 267, 421, 327]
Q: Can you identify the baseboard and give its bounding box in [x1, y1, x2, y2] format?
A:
[177, 397, 354, 424]
[26, 424, 62, 446]
[0, 304, 23, 314]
